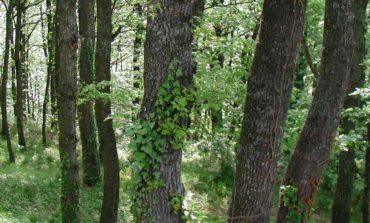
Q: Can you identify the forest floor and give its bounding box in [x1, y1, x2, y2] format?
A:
[0, 138, 230, 223]
[0, 130, 360, 223]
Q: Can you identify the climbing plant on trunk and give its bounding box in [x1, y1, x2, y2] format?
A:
[129, 1, 205, 222]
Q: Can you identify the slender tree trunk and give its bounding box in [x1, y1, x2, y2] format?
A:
[363, 122, 370, 223]
[331, 1, 368, 222]
[331, 150, 357, 223]
[2, 0, 15, 163]
[277, 1, 356, 222]
[132, 4, 144, 107]
[78, 0, 100, 187]
[11, 44, 17, 118]
[41, 0, 53, 146]
[132, 1, 204, 222]
[95, 0, 119, 221]
[51, 7, 59, 129]
[56, 0, 80, 221]
[14, 0, 26, 148]
[228, 1, 307, 222]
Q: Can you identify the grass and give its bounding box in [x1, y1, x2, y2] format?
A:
[0, 127, 363, 223]
[0, 135, 229, 222]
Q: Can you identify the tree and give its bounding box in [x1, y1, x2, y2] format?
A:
[331, 1, 369, 222]
[95, 0, 119, 221]
[130, 1, 204, 222]
[2, 0, 16, 163]
[14, 0, 27, 148]
[78, 0, 101, 187]
[364, 122, 370, 223]
[331, 150, 357, 223]
[56, 0, 80, 221]
[277, 0, 356, 222]
[227, 1, 308, 222]
[42, 0, 55, 146]
[132, 4, 144, 107]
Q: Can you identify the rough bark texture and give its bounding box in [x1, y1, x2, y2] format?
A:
[78, 0, 101, 187]
[134, 1, 204, 222]
[2, 0, 15, 163]
[331, 149, 357, 223]
[14, 0, 26, 148]
[227, 1, 307, 222]
[331, 1, 368, 222]
[277, 1, 356, 222]
[56, 0, 80, 222]
[95, 0, 119, 221]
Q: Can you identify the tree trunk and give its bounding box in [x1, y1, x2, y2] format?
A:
[331, 1, 368, 222]
[277, 1, 356, 222]
[42, 0, 54, 146]
[14, 0, 27, 148]
[228, 1, 307, 222]
[95, 0, 119, 221]
[331, 149, 357, 223]
[363, 122, 370, 223]
[2, 0, 15, 163]
[132, 4, 144, 107]
[11, 43, 17, 118]
[131, 1, 204, 222]
[51, 7, 59, 129]
[78, 0, 101, 187]
[56, 0, 80, 221]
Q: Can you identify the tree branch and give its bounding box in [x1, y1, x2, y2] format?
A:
[302, 35, 319, 79]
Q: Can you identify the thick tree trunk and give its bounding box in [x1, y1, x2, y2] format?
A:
[227, 1, 307, 222]
[2, 0, 15, 163]
[131, 1, 204, 222]
[331, 1, 368, 222]
[14, 0, 26, 148]
[78, 0, 101, 187]
[95, 0, 119, 221]
[56, 0, 80, 222]
[277, 1, 356, 222]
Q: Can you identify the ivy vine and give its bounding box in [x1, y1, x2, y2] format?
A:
[127, 61, 194, 221]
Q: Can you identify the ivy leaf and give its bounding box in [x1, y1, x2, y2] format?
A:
[134, 152, 146, 161]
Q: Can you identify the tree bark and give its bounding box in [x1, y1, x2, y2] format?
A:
[2, 0, 16, 163]
[95, 0, 119, 221]
[132, 1, 204, 222]
[228, 1, 307, 222]
[56, 0, 80, 221]
[14, 0, 27, 148]
[331, 149, 357, 223]
[78, 0, 101, 187]
[132, 4, 144, 107]
[51, 6, 59, 129]
[363, 122, 370, 223]
[277, 1, 356, 222]
[42, 0, 55, 145]
[331, 1, 368, 222]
